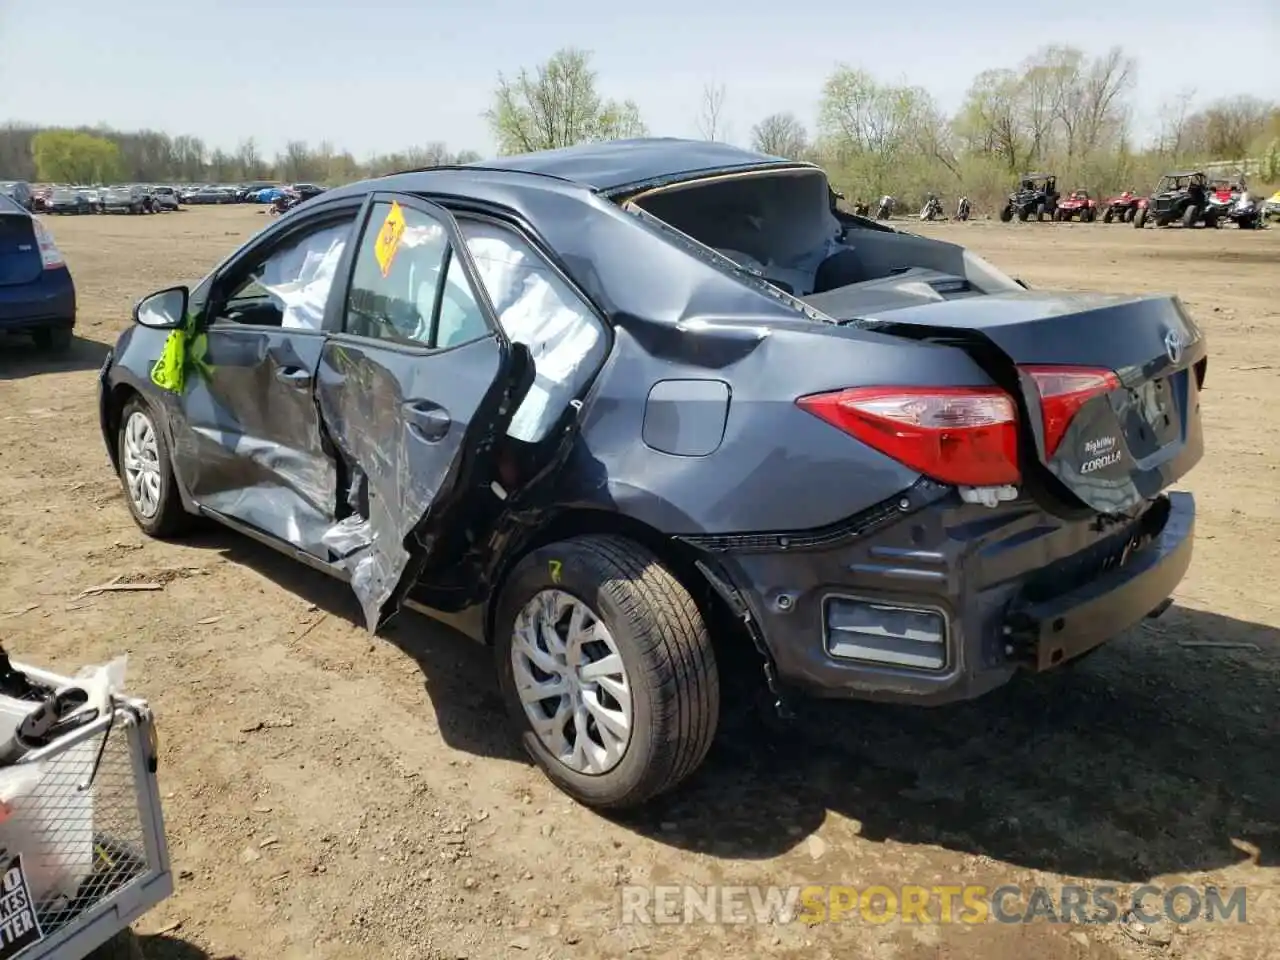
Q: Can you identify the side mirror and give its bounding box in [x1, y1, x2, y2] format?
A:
[133, 286, 189, 329]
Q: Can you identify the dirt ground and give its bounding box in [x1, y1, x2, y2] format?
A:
[1, 206, 1276, 960]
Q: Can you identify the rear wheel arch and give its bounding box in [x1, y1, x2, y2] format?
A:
[484, 508, 761, 669]
[104, 382, 143, 473]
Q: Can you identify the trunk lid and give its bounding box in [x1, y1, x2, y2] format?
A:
[0, 213, 42, 286]
[849, 290, 1206, 514]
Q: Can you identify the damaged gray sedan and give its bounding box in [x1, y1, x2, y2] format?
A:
[99, 139, 1205, 809]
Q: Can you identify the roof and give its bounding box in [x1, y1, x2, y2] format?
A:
[462, 137, 805, 192]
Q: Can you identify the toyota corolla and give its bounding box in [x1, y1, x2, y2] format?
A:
[98, 139, 1204, 808]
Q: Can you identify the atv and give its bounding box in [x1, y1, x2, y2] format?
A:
[999, 173, 1058, 222]
[1102, 190, 1144, 223]
[1054, 189, 1097, 222]
[1134, 171, 1219, 228]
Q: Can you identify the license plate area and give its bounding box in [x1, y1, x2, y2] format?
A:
[1123, 375, 1181, 457]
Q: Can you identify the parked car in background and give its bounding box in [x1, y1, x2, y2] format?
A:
[102, 185, 150, 214]
[253, 186, 287, 203]
[47, 187, 93, 215]
[101, 138, 1205, 809]
[288, 183, 326, 201]
[237, 182, 277, 201]
[150, 186, 181, 211]
[77, 186, 104, 213]
[190, 185, 236, 204]
[0, 181, 33, 210]
[30, 186, 52, 212]
[0, 191, 76, 350]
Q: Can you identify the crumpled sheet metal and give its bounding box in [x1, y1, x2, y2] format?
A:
[316, 335, 506, 630]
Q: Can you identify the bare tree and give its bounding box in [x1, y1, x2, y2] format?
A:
[696, 82, 728, 141]
[1156, 88, 1197, 158]
[751, 112, 809, 158]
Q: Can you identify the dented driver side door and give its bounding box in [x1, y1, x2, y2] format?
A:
[315, 193, 525, 630]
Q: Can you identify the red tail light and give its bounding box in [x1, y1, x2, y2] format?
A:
[1020, 365, 1120, 457]
[797, 386, 1020, 486]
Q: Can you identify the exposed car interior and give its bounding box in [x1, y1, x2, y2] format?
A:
[625, 168, 1023, 322]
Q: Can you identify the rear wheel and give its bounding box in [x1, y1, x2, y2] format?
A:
[494, 535, 720, 809]
[1017, 207, 1029, 222]
[1124, 205, 1137, 222]
[1204, 210, 1219, 229]
[117, 396, 192, 539]
[1036, 202, 1046, 221]
[1134, 207, 1147, 227]
[1103, 207, 1114, 223]
[30, 324, 72, 352]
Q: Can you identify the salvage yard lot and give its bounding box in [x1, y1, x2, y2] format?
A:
[2, 206, 1277, 960]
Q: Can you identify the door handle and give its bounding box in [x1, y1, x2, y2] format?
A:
[404, 402, 451, 443]
[275, 366, 312, 387]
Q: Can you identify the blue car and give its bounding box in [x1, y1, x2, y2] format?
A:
[0, 193, 76, 350]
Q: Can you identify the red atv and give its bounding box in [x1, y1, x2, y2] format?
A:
[1054, 189, 1098, 222]
[1103, 190, 1145, 223]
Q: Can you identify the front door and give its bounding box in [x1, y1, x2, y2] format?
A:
[315, 192, 527, 629]
[171, 206, 361, 555]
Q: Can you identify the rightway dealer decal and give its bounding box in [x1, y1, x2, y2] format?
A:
[0, 854, 44, 959]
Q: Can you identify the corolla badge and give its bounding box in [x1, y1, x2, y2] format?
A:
[1164, 329, 1184, 364]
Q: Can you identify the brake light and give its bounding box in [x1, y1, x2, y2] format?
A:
[797, 386, 1020, 486]
[1021, 365, 1120, 457]
[32, 220, 65, 269]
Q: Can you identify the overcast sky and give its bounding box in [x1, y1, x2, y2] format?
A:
[1, 0, 1276, 160]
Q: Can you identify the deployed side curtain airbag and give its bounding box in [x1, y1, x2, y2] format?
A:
[460, 220, 607, 444]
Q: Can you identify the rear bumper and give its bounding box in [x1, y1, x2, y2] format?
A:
[708, 488, 1194, 706]
[0, 268, 76, 331]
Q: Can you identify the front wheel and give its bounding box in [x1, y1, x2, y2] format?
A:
[999, 205, 1013, 222]
[494, 535, 720, 810]
[1182, 204, 1200, 228]
[117, 397, 192, 538]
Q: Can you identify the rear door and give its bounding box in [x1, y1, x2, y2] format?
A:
[317, 192, 528, 630]
[0, 199, 41, 287]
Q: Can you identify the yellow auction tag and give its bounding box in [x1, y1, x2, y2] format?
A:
[374, 201, 407, 278]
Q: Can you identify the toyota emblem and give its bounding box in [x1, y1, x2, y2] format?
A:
[1164, 329, 1183, 364]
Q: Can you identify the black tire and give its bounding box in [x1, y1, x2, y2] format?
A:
[1182, 204, 1199, 228]
[116, 395, 192, 539]
[1103, 207, 1114, 223]
[1017, 207, 1029, 222]
[1035, 202, 1046, 221]
[1204, 210, 1219, 229]
[1125, 205, 1137, 222]
[30, 324, 72, 352]
[494, 535, 720, 810]
[999, 205, 1013, 222]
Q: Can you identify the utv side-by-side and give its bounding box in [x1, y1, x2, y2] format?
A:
[999, 173, 1058, 222]
[1135, 172, 1220, 229]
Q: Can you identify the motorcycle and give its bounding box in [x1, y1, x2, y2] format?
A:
[955, 197, 971, 221]
[919, 195, 943, 221]
[875, 195, 895, 220]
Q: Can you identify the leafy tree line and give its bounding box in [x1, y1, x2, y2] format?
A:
[1, 125, 483, 185]
[486, 47, 1279, 212]
[5, 44, 1276, 215]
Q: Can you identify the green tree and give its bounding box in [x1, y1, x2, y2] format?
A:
[485, 47, 647, 155]
[31, 130, 124, 183]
